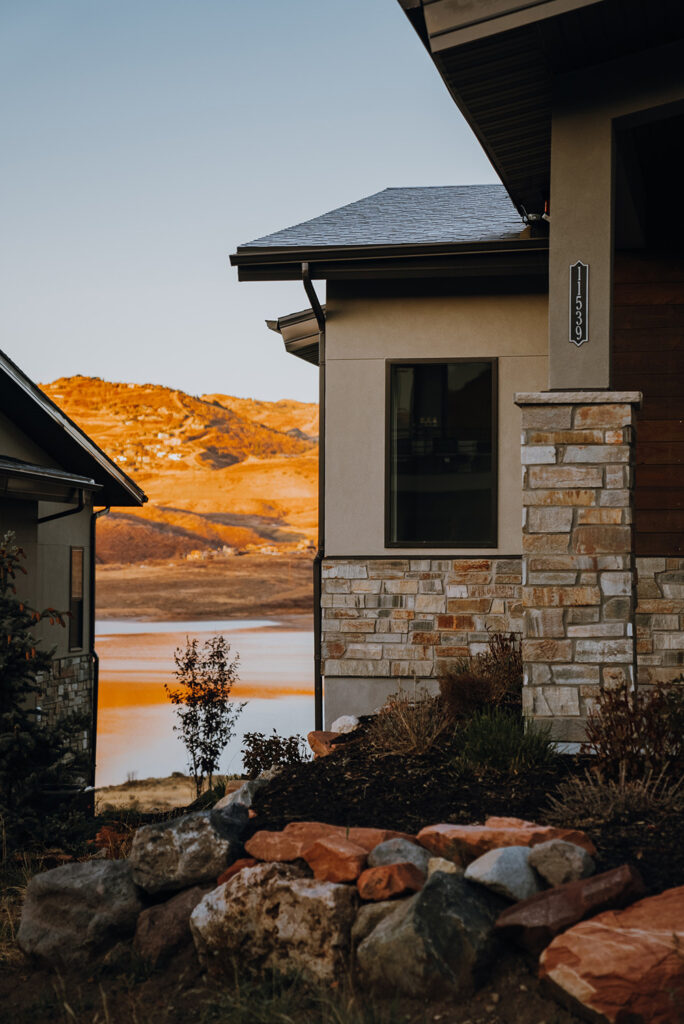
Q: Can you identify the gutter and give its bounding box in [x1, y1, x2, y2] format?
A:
[37, 489, 86, 525]
[302, 262, 326, 731]
[89, 505, 110, 792]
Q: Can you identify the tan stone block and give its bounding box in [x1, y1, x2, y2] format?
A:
[339, 620, 375, 632]
[527, 507, 574, 533]
[384, 580, 419, 595]
[577, 508, 622, 525]
[525, 608, 566, 637]
[528, 430, 604, 445]
[531, 686, 581, 717]
[573, 404, 633, 428]
[562, 446, 629, 464]
[325, 579, 351, 593]
[415, 595, 446, 613]
[566, 623, 625, 638]
[528, 556, 596, 571]
[551, 664, 600, 685]
[523, 586, 601, 607]
[522, 639, 573, 662]
[605, 464, 628, 489]
[523, 534, 571, 553]
[575, 639, 634, 663]
[446, 598, 491, 613]
[353, 580, 383, 593]
[451, 559, 492, 573]
[521, 406, 573, 430]
[604, 429, 624, 444]
[599, 490, 630, 507]
[602, 666, 632, 689]
[523, 489, 596, 507]
[528, 465, 603, 489]
[528, 572, 578, 586]
[574, 526, 631, 555]
[522, 446, 557, 465]
[437, 646, 470, 658]
[411, 632, 440, 645]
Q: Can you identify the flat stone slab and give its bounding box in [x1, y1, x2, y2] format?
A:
[418, 816, 596, 867]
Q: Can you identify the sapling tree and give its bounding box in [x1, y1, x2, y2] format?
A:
[0, 531, 88, 850]
[165, 634, 246, 797]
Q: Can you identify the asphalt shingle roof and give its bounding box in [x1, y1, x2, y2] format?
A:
[240, 184, 524, 249]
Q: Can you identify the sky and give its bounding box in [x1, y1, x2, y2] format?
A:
[0, 0, 497, 404]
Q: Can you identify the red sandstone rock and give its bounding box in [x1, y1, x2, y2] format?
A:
[540, 884, 684, 1023]
[217, 858, 259, 886]
[307, 731, 341, 757]
[302, 835, 368, 883]
[357, 862, 425, 901]
[495, 864, 646, 954]
[246, 822, 416, 863]
[417, 817, 595, 866]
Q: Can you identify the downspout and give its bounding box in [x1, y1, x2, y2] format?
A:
[89, 505, 110, 792]
[302, 262, 326, 730]
[37, 489, 85, 524]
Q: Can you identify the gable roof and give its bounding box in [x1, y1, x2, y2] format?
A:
[242, 185, 524, 249]
[0, 348, 146, 508]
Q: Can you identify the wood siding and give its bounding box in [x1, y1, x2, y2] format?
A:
[613, 253, 684, 555]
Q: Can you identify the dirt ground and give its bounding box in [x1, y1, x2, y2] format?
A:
[94, 775, 245, 814]
[96, 553, 314, 621]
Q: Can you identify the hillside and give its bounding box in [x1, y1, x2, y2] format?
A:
[42, 377, 319, 565]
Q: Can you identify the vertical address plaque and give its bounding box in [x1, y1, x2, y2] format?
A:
[569, 260, 589, 346]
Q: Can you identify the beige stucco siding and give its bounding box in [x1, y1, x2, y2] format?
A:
[324, 288, 548, 556]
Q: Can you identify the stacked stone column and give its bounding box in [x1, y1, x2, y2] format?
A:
[515, 391, 641, 742]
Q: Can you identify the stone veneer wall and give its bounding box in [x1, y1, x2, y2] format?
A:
[37, 653, 94, 756]
[321, 557, 523, 681]
[516, 391, 641, 742]
[635, 557, 684, 686]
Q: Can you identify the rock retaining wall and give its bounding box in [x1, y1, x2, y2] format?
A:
[635, 557, 684, 687]
[37, 652, 93, 755]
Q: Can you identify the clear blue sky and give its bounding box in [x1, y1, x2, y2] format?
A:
[0, 0, 497, 403]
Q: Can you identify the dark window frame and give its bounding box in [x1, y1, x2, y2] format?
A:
[384, 358, 498, 549]
[69, 546, 85, 652]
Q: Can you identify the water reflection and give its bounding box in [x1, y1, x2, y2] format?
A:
[95, 617, 314, 787]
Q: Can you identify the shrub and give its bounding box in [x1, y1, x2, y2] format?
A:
[367, 687, 450, 756]
[241, 730, 310, 779]
[439, 631, 523, 720]
[546, 765, 684, 828]
[456, 708, 558, 773]
[165, 635, 246, 798]
[582, 682, 684, 779]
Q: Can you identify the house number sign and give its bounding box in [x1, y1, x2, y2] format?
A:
[569, 260, 589, 346]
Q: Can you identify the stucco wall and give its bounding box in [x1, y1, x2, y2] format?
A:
[324, 284, 548, 556]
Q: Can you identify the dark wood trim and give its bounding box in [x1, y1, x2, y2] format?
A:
[321, 553, 521, 561]
[384, 358, 499, 550]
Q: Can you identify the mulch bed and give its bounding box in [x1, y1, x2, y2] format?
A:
[249, 726, 684, 895]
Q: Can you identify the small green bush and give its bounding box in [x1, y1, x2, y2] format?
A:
[582, 682, 684, 779]
[241, 730, 310, 779]
[456, 708, 558, 773]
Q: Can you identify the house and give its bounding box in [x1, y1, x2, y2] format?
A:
[231, 0, 684, 741]
[0, 349, 146, 787]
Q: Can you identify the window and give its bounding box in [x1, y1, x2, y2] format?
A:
[69, 547, 84, 650]
[387, 360, 497, 547]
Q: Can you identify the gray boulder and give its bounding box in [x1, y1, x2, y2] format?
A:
[18, 860, 143, 968]
[528, 839, 595, 887]
[129, 811, 237, 894]
[134, 885, 210, 967]
[356, 872, 504, 998]
[190, 861, 358, 985]
[368, 838, 430, 875]
[213, 776, 269, 813]
[351, 900, 401, 949]
[464, 846, 542, 902]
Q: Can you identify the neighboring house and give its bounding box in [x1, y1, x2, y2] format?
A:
[0, 349, 146, 786]
[231, 0, 684, 741]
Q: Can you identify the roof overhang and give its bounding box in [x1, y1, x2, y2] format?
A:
[231, 237, 548, 282]
[0, 458, 101, 504]
[266, 308, 321, 366]
[399, 0, 684, 217]
[0, 349, 146, 508]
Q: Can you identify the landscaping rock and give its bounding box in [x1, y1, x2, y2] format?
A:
[417, 816, 595, 866]
[540, 884, 684, 1023]
[209, 801, 249, 844]
[190, 861, 358, 985]
[129, 811, 236, 894]
[18, 860, 143, 968]
[356, 871, 504, 998]
[216, 857, 258, 885]
[368, 838, 429, 875]
[528, 839, 595, 887]
[357, 863, 424, 901]
[307, 730, 340, 757]
[330, 714, 360, 734]
[213, 776, 268, 812]
[465, 846, 542, 902]
[428, 857, 463, 878]
[245, 821, 415, 862]
[133, 885, 208, 967]
[351, 901, 399, 948]
[495, 863, 646, 955]
[302, 835, 368, 883]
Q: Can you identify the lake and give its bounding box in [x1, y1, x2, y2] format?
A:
[95, 617, 314, 787]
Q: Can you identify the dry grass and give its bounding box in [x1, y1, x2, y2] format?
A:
[367, 687, 450, 756]
[546, 764, 684, 827]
